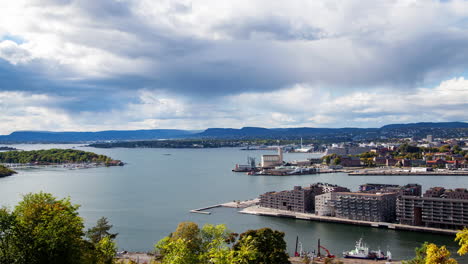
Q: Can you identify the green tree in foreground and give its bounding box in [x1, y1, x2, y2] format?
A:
[84, 217, 119, 264]
[404, 227, 468, 264]
[233, 227, 290, 264]
[0, 192, 118, 264]
[0, 207, 16, 264]
[156, 222, 287, 264]
[13, 192, 85, 264]
[86, 217, 118, 245]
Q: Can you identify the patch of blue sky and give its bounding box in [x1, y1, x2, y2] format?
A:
[1, 34, 24, 44]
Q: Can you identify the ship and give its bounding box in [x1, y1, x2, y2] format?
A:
[343, 238, 391, 260]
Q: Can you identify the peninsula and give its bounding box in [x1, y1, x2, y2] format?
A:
[0, 146, 17, 151]
[0, 149, 123, 167]
[0, 165, 16, 177]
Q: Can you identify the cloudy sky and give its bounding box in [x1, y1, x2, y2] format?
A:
[1, 0, 468, 135]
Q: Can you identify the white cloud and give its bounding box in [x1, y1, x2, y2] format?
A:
[0, 1, 468, 132]
[2, 0, 468, 86]
[0, 92, 73, 133]
[0, 40, 32, 64]
[0, 77, 466, 134]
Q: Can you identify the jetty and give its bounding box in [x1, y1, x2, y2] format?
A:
[240, 206, 458, 236]
[189, 199, 259, 215]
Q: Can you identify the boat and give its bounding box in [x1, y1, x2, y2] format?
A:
[343, 238, 391, 260]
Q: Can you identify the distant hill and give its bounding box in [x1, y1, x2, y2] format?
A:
[0, 122, 466, 143]
[380, 122, 468, 129]
[0, 129, 199, 143]
[196, 127, 376, 139]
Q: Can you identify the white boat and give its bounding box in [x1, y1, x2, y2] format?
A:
[343, 238, 391, 260]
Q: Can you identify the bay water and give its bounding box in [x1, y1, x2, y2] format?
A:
[0, 144, 466, 260]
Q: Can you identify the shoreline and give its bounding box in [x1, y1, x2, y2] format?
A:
[240, 205, 458, 236]
[349, 171, 468, 176]
[1, 162, 124, 170]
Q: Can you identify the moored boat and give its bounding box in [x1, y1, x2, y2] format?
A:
[343, 238, 391, 260]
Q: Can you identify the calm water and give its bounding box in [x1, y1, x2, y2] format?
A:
[0, 144, 466, 260]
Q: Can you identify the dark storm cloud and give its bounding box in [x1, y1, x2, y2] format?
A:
[2, 0, 468, 113]
[7, 1, 468, 98]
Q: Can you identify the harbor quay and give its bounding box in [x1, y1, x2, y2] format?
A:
[239, 205, 457, 236]
[192, 182, 468, 235]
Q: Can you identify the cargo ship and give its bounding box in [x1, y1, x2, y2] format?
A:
[343, 238, 391, 260]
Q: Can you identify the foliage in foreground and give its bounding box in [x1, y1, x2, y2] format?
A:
[404, 228, 468, 264]
[0, 192, 117, 264]
[4, 192, 468, 264]
[155, 222, 290, 264]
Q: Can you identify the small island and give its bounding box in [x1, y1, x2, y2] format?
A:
[0, 165, 17, 177]
[0, 146, 17, 151]
[0, 149, 123, 168]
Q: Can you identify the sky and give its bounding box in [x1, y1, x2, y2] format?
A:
[0, 0, 468, 135]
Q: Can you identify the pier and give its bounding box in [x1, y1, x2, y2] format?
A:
[189, 199, 259, 214]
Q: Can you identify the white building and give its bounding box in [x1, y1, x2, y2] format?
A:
[315, 192, 338, 216]
[426, 135, 433, 142]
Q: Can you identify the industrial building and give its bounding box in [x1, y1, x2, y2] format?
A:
[397, 187, 468, 229]
[260, 147, 283, 168]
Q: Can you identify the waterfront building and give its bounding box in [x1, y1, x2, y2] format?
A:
[411, 159, 426, 167]
[386, 158, 398, 166]
[373, 157, 387, 166]
[359, 183, 421, 196]
[315, 192, 338, 216]
[261, 147, 283, 168]
[423, 187, 446, 197]
[326, 147, 371, 156]
[426, 159, 447, 167]
[332, 192, 397, 222]
[340, 156, 362, 167]
[259, 183, 349, 213]
[397, 187, 468, 229]
[326, 147, 347, 156]
[347, 147, 372, 155]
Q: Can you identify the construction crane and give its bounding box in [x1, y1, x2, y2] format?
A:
[317, 239, 335, 258]
[319, 245, 335, 258]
